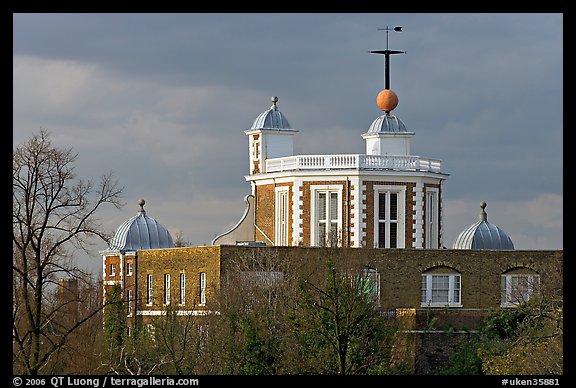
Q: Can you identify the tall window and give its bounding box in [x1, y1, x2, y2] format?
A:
[421, 268, 461, 307]
[425, 188, 439, 248]
[312, 186, 341, 247]
[199, 272, 207, 305]
[164, 273, 171, 305]
[275, 188, 289, 246]
[126, 262, 133, 276]
[179, 272, 186, 305]
[357, 267, 381, 307]
[127, 289, 133, 316]
[501, 271, 540, 307]
[110, 263, 117, 277]
[374, 186, 405, 248]
[146, 274, 153, 305]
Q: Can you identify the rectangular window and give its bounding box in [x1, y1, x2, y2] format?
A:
[358, 268, 381, 307]
[179, 272, 186, 305]
[164, 273, 171, 305]
[147, 324, 156, 342]
[501, 274, 540, 307]
[275, 188, 289, 246]
[421, 274, 461, 307]
[425, 188, 439, 248]
[199, 272, 207, 305]
[146, 274, 153, 305]
[127, 289, 133, 315]
[126, 262, 133, 276]
[110, 264, 117, 277]
[313, 187, 341, 247]
[375, 186, 405, 248]
[240, 271, 284, 288]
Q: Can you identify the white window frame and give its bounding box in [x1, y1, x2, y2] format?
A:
[359, 267, 381, 307]
[146, 323, 156, 341]
[501, 274, 540, 307]
[126, 262, 133, 276]
[164, 273, 171, 305]
[374, 185, 406, 248]
[110, 263, 117, 277]
[179, 272, 186, 305]
[199, 272, 207, 306]
[146, 274, 153, 305]
[275, 187, 290, 246]
[425, 188, 439, 248]
[421, 273, 462, 307]
[310, 185, 342, 247]
[127, 289, 133, 316]
[241, 271, 285, 288]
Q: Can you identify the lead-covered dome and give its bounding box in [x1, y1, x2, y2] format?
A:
[366, 113, 410, 134]
[108, 199, 174, 251]
[250, 96, 292, 130]
[452, 202, 514, 250]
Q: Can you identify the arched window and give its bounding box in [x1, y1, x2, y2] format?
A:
[501, 267, 540, 307]
[421, 266, 461, 307]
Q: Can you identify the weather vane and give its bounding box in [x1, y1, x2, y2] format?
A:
[370, 26, 405, 90]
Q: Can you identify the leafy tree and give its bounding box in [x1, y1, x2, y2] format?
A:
[478, 296, 563, 375]
[13, 129, 124, 375]
[103, 285, 127, 356]
[207, 248, 291, 375]
[436, 339, 483, 375]
[286, 258, 397, 374]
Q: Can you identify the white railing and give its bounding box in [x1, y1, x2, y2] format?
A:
[265, 154, 442, 173]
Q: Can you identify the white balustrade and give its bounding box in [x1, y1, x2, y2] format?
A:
[265, 154, 442, 173]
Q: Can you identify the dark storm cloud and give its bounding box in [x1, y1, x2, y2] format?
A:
[13, 13, 563, 274]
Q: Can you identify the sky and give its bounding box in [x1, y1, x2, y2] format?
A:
[12, 13, 563, 276]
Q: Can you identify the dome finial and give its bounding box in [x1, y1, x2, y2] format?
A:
[479, 201, 487, 222]
[138, 198, 146, 215]
[271, 96, 278, 106]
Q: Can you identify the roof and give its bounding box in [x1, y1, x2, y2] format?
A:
[452, 202, 515, 250]
[107, 199, 174, 252]
[250, 96, 292, 130]
[365, 113, 410, 134]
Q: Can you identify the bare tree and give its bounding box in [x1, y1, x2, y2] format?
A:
[13, 129, 124, 375]
[173, 231, 190, 247]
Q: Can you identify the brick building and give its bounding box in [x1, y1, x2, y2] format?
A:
[213, 36, 447, 250]
[99, 37, 562, 373]
[213, 92, 447, 249]
[101, 234, 562, 372]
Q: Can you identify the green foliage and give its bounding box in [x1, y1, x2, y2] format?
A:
[237, 314, 280, 375]
[217, 307, 282, 375]
[287, 258, 397, 375]
[437, 340, 483, 375]
[481, 306, 527, 341]
[103, 285, 126, 352]
[477, 296, 563, 375]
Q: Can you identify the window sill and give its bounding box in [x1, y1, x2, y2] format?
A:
[420, 303, 463, 308]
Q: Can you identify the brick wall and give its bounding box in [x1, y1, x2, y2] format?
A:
[124, 245, 562, 370]
[219, 246, 563, 311]
[135, 246, 221, 315]
[255, 184, 275, 244]
[413, 331, 479, 374]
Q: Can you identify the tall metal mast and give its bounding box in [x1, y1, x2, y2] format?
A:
[370, 26, 404, 90]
